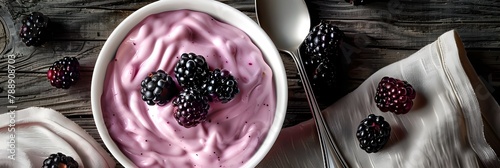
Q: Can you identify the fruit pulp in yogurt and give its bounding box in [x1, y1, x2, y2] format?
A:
[101, 10, 276, 167]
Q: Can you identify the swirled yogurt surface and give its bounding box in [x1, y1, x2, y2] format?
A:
[101, 10, 276, 167]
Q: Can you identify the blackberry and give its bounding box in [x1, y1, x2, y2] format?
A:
[356, 114, 391, 153]
[174, 53, 210, 88]
[173, 88, 210, 128]
[301, 49, 323, 73]
[47, 57, 80, 89]
[300, 21, 345, 104]
[140, 70, 178, 106]
[19, 12, 51, 46]
[42, 152, 79, 168]
[298, 53, 344, 104]
[311, 61, 339, 93]
[303, 21, 344, 63]
[345, 0, 368, 6]
[202, 69, 239, 103]
[374, 76, 416, 114]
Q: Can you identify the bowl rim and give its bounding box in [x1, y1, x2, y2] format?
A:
[91, 0, 288, 167]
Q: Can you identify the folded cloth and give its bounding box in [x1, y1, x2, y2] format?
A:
[258, 30, 500, 168]
[0, 107, 116, 168]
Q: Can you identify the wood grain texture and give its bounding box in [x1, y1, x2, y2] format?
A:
[0, 0, 499, 167]
[0, 18, 5, 54]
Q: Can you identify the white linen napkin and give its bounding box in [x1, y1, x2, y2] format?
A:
[258, 30, 500, 168]
[0, 107, 116, 168]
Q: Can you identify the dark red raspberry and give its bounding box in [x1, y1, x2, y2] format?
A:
[374, 76, 416, 114]
[356, 114, 391, 153]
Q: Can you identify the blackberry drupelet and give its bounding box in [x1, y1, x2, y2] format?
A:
[47, 57, 80, 89]
[19, 12, 51, 46]
[303, 21, 344, 63]
[356, 114, 391, 153]
[42, 152, 79, 168]
[173, 88, 210, 128]
[202, 69, 239, 103]
[174, 53, 210, 88]
[374, 76, 416, 114]
[140, 70, 179, 106]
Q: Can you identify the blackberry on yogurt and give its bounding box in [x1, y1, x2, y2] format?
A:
[140, 70, 179, 106]
[174, 53, 210, 88]
[374, 76, 416, 114]
[202, 69, 239, 103]
[173, 88, 210, 128]
[356, 114, 391, 153]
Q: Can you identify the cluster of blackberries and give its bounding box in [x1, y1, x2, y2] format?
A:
[356, 76, 416, 153]
[140, 53, 239, 128]
[22, 12, 82, 90]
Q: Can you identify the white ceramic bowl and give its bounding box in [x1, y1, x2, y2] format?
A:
[91, 0, 287, 167]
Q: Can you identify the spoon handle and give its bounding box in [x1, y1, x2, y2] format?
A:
[284, 49, 349, 168]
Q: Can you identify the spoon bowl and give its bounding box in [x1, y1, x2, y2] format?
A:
[256, 0, 310, 52]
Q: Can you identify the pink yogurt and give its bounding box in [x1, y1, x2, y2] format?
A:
[101, 10, 276, 167]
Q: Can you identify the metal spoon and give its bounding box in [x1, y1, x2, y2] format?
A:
[255, 0, 348, 168]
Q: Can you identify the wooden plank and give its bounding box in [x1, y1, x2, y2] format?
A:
[308, 0, 500, 22]
[0, 40, 103, 72]
[0, 71, 93, 116]
[0, 17, 5, 54]
[2, 0, 498, 49]
[334, 21, 500, 49]
[2, 0, 256, 41]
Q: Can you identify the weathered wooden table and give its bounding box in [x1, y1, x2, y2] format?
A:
[1, 0, 499, 167]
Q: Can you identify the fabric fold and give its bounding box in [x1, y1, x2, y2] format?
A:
[436, 31, 500, 167]
[0, 107, 116, 168]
